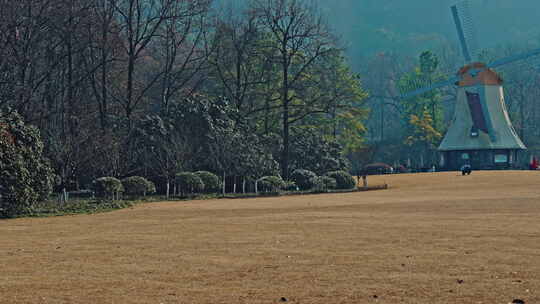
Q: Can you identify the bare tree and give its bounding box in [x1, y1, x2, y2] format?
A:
[112, 0, 179, 126]
[153, 0, 212, 115]
[252, 0, 335, 178]
[211, 1, 267, 123]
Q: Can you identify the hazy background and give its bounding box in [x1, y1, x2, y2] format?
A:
[318, 0, 540, 67]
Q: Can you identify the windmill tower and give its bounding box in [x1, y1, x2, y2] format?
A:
[402, 1, 540, 170]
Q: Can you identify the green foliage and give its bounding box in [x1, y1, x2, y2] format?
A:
[419, 51, 439, 74]
[405, 109, 443, 148]
[289, 129, 350, 175]
[336, 107, 369, 153]
[92, 177, 124, 198]
[397, 51, 446, 165]
[146, 180, 156, 195]
[281, 180, 297, 191]
[302, 52, 369, 152]
[175, 172, 204, 194]
[0, 0, 373, 196]
[311, 176, 337, 192]
[290, 169, 317, 190]
[0, 109, 54, 217]
[122, 176, 155, 196]
[326, 170, 356, 189]
[33, 198, 134, 216]
[398, 51, 445, 132]
[258, 176, 285, 193]
[194, 171, 221, 193]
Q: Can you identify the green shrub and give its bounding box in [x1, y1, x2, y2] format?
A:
[175, 172, 204, 194]
[122, 176, 154, 196]
[258, 176, 285, 192]
[92, 177, 124, 198]
[326, 170, 356, 189]
[194, 171, 220, 193]
[290, 169, 317, 190]
[145, 180, 156, 195]
[0, 109, 54, 217]
[311, 176, 337, 192]
[281, 180, 297, 191]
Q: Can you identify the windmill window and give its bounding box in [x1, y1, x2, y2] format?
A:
[470, 126, 479, 137]
[466, 92, 489, 133]
[494, 154, 508, 163]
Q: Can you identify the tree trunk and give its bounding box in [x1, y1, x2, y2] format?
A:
[222, 172, 226, 196]
[282, 99, 290, 179]
[242, 177, 246, 194]
[166, 180, 170, 199]
[233, 176, 237, 193]
[126, 53, 134, 127]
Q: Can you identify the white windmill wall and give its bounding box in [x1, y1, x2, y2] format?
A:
[438, 85, 526, 151]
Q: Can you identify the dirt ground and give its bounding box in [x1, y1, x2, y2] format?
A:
[1, 171, 540, 304]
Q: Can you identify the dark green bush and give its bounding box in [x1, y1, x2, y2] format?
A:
[311, 176, 337, 192]
[0, 109, 54, 217]
[194, 171, 220, 193]
[176, 172, 204, 194]
[258, 176, 285, 192]
[363, 162, 392, 175]
[122, 176, 154, 196]
[145, 180, 156, 195]
[92, 177, 124, 198]
[326, 170, 356, 189]
[290, 169, 317, 190]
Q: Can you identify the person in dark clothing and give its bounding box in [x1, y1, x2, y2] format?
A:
[461, 164, 472, 175]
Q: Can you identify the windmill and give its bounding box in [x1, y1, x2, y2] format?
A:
[402, 0, 540, 170]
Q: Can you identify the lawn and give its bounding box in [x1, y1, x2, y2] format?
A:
[1, 171, 539, 303]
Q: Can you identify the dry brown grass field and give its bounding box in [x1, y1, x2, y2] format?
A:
[1, 171, 540, 304]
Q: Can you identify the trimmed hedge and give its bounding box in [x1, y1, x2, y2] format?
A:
[258, 176, 285, 192]
[363, 162, 392, 175]
[176, 172, 204, 194]
[281, 180, 297, 191]
[194, 171, 220, 193]
[146, 180, 156, 195]
[92, 177, 124, 198]
[122, 176, 155, 196]
[325, 170, 356, 189]
[311, 176, 337, 192]
[290, 169, 317, 190]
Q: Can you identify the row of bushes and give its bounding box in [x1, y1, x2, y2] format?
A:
[91, 171, 221, 199]
[91, 169, 357, 199]
[290, 169, 356, 192]
[176, 171, 221, 194]
[173, 170, 357, 194]
[91, 176, 156, 199]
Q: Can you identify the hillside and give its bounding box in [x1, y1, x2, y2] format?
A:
[319, 0, 540, 59]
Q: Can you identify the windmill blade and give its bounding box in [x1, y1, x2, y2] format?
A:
[451, 5, 471, 62]
[487, 47, 540, 69]
[401, 76, 460, 99]
[451, 1, 478, 63]
[492, 50, 540, 79]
